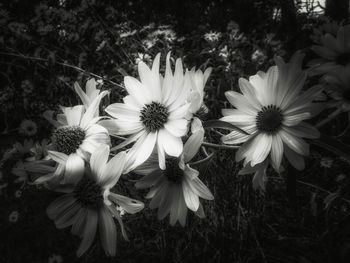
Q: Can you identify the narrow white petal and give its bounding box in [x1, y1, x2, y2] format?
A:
[279, 129, 309, 156]
[80, 91, 108, 129]
[182, 179, 199, 211]
[90, 145, 109, 181]
[183, 130, 204, 163]
[99, 206, 117, 256]
[101, 151, 126, 188]
[62, 105, 85, 126]
[105, 103, 140, 120]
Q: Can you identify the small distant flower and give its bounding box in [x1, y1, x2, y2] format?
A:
[9, 211, 19, 223]
[74, 78, 101, 110]
[135, 53, 152, 65]
[251, 49, 267, 65]
[320, 157, 333, 168]
[204, 31, 222, 43]
[101, 53, 190, 171]
[47, 146, 144, 257]
[221, 52, 322, 172]
[308, 25, 350, 75]
[134, 130, 213, 226]
[19, 119, 37, 136]
[48, 253, 63, 263]
[43, 91, 110, 185]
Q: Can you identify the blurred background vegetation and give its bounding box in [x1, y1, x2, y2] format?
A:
[1, 0, 350, 262]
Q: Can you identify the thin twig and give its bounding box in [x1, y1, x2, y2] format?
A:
[0, 52, 124, 88]
[189, 152, 215, 166]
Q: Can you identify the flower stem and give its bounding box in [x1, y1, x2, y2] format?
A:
[315, 108, 343, 128]
[202, 142, 239, 150]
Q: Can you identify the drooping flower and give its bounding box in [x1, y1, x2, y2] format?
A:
[47, 145, 144, 257]
[134, 130, 213, 226]
[308, 24, 350, 75]
[221, 52, 322, 172]
[44, 92, 110, 184]
[188, 67, 212, 117]
[101, 53, 191, 171]
[323, 66, 350, 111]
[74, 78, 101, 110]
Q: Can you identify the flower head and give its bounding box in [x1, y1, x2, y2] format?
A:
[221, 52, 322, 172]
[309, 25, 350, 75]
[46, 145, 144, 257]
[44, 92, 110, 184]
[134, 130, 213, 226]
[19, 119, 37, 136]
[101, 53, 191, 171]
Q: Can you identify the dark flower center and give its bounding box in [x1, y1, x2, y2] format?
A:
[164, 158, 183, 183]
[336, 53, 350, 66]
[52, 126, 85, 155]
[140, 102, 169, 132]
[343, 89, 350, 102]
[256, 105, 284, 134]
[74, 176, 103, 209]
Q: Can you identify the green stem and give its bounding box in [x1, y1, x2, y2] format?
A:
[315, 108, 343, 128]
[202, 142, 239, 150]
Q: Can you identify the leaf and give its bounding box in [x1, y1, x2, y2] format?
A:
[324, 192, 339, 210]
[310, 135, 350, 162]
[203, 120, 249, 135]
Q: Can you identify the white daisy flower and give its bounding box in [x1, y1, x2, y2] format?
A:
[44, 92, 110, 184]
[101, 53, 191, 171]
[221, 52, 322, 172]
[308, 24, 350, 75]
[74, 78, 101, 109]
[134, 130, 213, 226]
[47, 145, 144, 257]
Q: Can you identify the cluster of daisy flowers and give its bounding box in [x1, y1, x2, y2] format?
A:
[13, 21, 350, 256]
